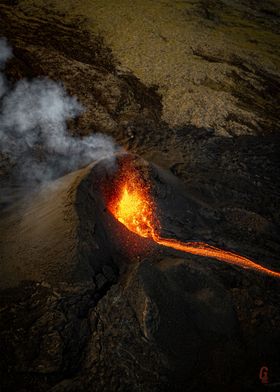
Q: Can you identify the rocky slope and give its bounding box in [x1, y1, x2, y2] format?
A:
[15, 0, 280, 135]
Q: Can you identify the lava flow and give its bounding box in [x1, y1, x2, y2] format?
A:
[108, 163, 280, 279]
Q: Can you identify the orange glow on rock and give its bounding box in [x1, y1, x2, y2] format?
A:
[108, 163, 280, 279]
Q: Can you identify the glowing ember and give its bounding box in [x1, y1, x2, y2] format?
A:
[108, 164, 280, 279]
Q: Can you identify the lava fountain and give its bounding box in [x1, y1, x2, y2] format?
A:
[107, 158, 280, 279]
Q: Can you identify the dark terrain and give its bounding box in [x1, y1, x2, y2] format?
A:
[0, 1, 280, 391]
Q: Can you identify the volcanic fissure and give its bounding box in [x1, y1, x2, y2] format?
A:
[107, 158, 280, 279]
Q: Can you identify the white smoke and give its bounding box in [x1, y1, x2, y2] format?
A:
[0, 37, 12, 66]
[0, 38, 117, 187]
[0, 38, 12, 99]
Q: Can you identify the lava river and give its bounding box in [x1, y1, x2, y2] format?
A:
[108, 165, 280, 279]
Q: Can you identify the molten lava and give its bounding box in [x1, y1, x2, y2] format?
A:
[108, 163, 280, 279]
[113, 184, 156, 239]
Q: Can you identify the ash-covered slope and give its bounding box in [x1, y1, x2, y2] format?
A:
[0, 163, 117, 289]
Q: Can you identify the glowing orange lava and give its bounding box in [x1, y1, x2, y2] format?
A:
[108, 166, 280, 279]
[110, 180, 156, 239]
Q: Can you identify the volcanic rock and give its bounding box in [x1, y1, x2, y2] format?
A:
[2, 153, 279, 391]
[0, 2, 280, 392]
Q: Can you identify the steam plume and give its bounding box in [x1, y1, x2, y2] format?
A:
[0, 38, 117, 189]
[0, 38, 12, 98]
